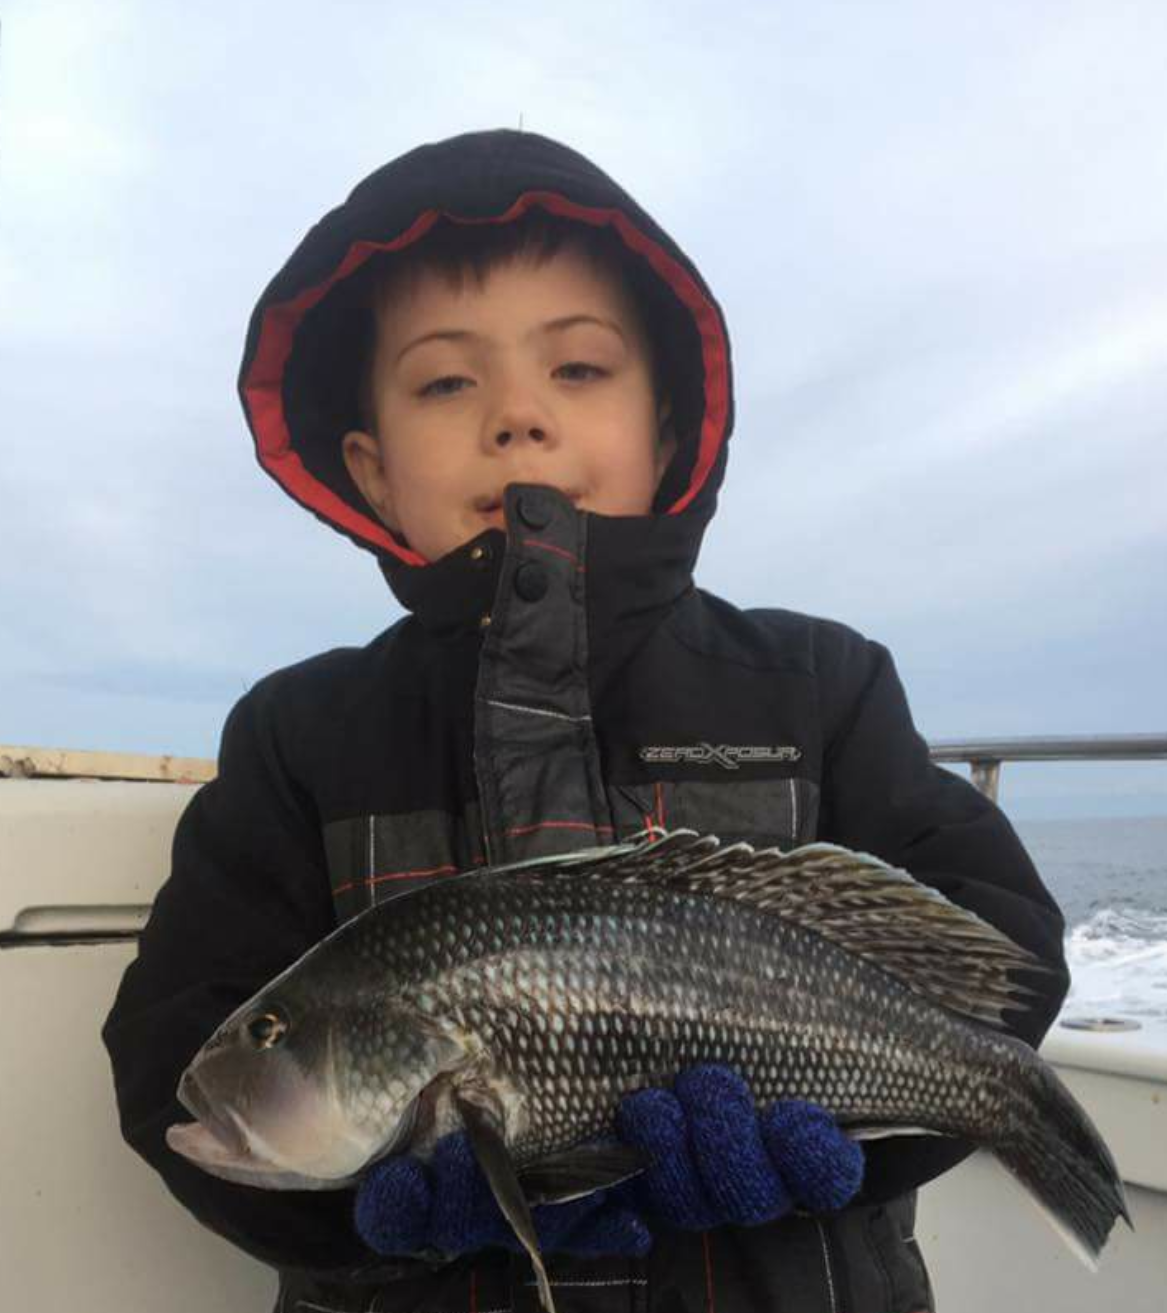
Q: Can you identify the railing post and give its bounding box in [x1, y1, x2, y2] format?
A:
[969, 758, 1001, 803]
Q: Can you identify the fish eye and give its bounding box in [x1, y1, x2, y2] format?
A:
[246, 1010, 288, 1049]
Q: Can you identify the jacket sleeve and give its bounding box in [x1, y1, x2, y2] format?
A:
[814, 627, 1071, 1205]
[101, 681, 385, 1274]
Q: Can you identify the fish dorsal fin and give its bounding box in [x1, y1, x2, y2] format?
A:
[571, 830, 1054, 1030]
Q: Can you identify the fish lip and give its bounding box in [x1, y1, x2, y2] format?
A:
[178, 1068, 250, 1159]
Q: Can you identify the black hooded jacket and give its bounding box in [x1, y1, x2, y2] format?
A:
[102, 129, 1069, 1313]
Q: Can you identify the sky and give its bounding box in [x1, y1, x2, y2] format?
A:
[1, 0, 1164, 819]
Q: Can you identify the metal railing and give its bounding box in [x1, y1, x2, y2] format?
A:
[0, 745, 215, 783]
[929, 734, 1167, 803]
[3, 734, 1166, 799]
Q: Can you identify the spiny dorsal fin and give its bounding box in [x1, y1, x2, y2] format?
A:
[537, 829, 1054, 1031]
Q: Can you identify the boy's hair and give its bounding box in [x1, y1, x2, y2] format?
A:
[351, 211, 675, 434]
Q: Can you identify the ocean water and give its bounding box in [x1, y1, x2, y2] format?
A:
[1013, 815, 1167, 1024]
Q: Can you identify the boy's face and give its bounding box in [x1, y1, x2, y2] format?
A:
[342, 244, 675, 563]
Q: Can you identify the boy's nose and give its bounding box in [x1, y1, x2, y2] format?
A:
[494, 425, 547, 447]
[487, 379, 557, 450]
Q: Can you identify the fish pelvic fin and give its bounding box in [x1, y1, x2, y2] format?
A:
[540, 830, 1057, 1030]
[454, 1088, 556, 1313]
[846, 1124, 953, 1142]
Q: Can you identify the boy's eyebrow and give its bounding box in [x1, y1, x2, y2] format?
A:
[394, 315, 627, 366]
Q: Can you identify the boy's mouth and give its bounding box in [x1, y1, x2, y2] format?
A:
[474, 487, 582, 517]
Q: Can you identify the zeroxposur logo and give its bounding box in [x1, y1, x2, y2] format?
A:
[637, 744, 802, 771]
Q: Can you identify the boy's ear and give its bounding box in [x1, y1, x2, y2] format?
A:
[342, 429, 401, 531]
[654, 399, 677, 489]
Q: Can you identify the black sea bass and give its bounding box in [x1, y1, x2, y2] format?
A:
[168, 830, 1128, 1286]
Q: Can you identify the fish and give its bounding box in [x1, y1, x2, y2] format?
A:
[166, 830, 1130, 1310]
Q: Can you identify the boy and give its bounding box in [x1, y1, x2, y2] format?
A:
[103, 129, 1069, 1313]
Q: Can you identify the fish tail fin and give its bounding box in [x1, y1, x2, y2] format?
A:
[995, 1062, 1132, 1266]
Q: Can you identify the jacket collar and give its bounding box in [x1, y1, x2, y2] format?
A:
[380, 484, 711, 677]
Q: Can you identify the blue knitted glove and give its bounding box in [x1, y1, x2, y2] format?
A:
[355, 1127, 651, 1258]
[616, 1065, 864, 1229]
[354, 1065, 863, 1257]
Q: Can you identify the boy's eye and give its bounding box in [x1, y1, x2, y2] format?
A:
[556, 362, 607, 382]
[418, 375, 471, 398]
[417, 363, 606, 397]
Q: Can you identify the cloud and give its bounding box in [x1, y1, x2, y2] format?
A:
[1, 0, 1164, 815]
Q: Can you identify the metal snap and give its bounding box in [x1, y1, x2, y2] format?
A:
[470, 544, 490, 564]
[478, 612, 492, 629]
[513, 561, 549, 602]
[517, 492, 553, 531]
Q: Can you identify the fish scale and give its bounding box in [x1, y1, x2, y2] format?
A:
[339, 865, 1014, 1162]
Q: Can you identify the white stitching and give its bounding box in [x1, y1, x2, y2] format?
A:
[367, 813, 375, 884]
[789, 777, 799, 843]
[523, 1279, 648, 1289]
[295, 1302, 352, 1312]
[815, 1220, 838, 1313]
[487, 698, 592, 724]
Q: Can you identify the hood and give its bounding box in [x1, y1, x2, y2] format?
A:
[237, 128, 734, 582]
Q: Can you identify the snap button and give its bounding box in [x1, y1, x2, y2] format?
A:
[517, 492, 553, 531]
[478, 612, 492, 629]
[513, 561, 549, 602]
[470, 544, 490, 564]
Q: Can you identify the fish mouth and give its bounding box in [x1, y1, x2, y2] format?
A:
[175, 1067, 251, 1160]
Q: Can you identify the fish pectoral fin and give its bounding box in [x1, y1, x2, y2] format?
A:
[518, 1142, 651, 1205]
[453, 1090, 556, 1313]
[846, 1124, 955, 1142]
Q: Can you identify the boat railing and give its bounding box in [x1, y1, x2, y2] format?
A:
[928, 733, 1167, 802]
[0, 745, 215, 784]
[3, 734, 1167, 797]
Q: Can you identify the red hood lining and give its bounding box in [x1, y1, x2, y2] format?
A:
[242, 190, 729, 567]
